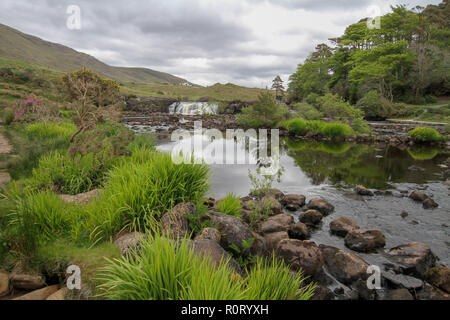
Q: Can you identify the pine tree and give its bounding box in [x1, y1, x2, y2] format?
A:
[272, 76, 284, 100]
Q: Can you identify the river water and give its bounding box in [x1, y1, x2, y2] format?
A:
[150, 131, 450, 266]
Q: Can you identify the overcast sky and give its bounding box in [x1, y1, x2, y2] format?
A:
[0, 0, 442, 87]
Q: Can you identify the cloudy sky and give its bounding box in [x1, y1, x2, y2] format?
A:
[0, 0, 442, 87]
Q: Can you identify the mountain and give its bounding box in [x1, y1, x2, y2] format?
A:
[0, 23, 191, 85]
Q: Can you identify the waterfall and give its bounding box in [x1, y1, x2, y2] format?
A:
[169, 102, 218, 115]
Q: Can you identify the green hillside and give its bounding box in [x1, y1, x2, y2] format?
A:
[0, 23, 190, 85]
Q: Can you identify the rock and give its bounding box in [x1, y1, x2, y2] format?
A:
[46, 287, 69, 300]
[240, 209, 253, 224]
[382, 270, 423, 290]
[424, 267, 450, 293]
[203, 198, 215, 208]
[311, 285, 335, 300]
[258, 214, 294, 234]
[191, 239, 241, 273]
[385, 242, 436, 278]
[320, 245, 369, 285]
[299, 210, 323, 226]
[13, 285, 59, 300]
[344, 229, 386, 252]
[10, 273, 45, 290]
[280, 194, 306, 211]
[250, 232, 267, 257]
[194, 228, 221, 243]
[207, 211, 253, 252]
[417, 284, 450, 300]
[409, 190, 428, 202]
[408, 165, 425, 172]
[0, 271, 9, 297]
[423, 198, 438, 209]
[385, 288, 414, 300]
[114, 232, 146, 256]
[330, 217, 360, 237]
[400, 211, 408, 218]
[264, 231, 289, 252]
[306, 198, 334, 216]
[254, 189, 284, 200]
[276, 239, 324, 276]
[161, 202, 195, 239]
[355, 185, 374, 196]
[59, 189, 102, 205]
[288, 222, 310, 240]
[261, 196, 283, 215]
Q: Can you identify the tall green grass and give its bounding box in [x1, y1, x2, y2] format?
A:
[24, 122, 76, 141]
[83, 147, 210, 241]
[97, 233, 315, 300]
[284, 118, 353, 140]
[215, 193, 242, 217]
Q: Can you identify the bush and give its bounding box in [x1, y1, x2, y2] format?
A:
[284, 118, 353, 140]
[215, 193, 242, 217]
[2, 109, 15, 125]
[320, 123, 353, 139]
[357, 90, 393, 120]
[245, 256, 316, 300]
[97, 234, 244, 300]
[84, 148, 210, 240]
[237, 92, 290, 128]
[292, 102, 323, 120]
[284, 118, 308, 135]
[408, 127, 443, 143]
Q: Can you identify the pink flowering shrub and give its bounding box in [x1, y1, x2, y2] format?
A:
[12, 95, 43, 117]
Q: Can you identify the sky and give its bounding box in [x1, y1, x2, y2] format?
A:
[0, 0, 442, 87]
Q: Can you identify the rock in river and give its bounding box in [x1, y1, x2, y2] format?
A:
[385, 242, 436, 278]
[280, 194, 306, 211]
[288, 222, 310, 240]
[258, 214, 294, 234]
[320, 245, 369, 285]
[276, 239, 324, 276]
[355, 185, 374, 196]
[424, 267, 450, 293]
[306, 198, 335, 216]
[423, 198, 438, 209]
[299, 210, 323, 226]
[409, 190, 429, 202]
[330, 217, 360, 237]
[344, 229, 386, 252]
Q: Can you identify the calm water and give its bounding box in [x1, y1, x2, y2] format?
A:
[154, 133, 450, 266]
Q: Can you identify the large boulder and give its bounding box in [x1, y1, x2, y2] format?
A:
[344, 229, 386, 252]
[355, 185, 374, 196]
[191, 239, 241, 273]
[320, 245, 369, 285]
[276, 239, 324, 276]
[330, 217, 360, 237]
[258, 214, 294, 234]
[207, 211, 253, 252]
[384, 288, 414, 300]
[385, 242, 436, 278]
[10, 273, 45, 290]
[46, 287, 69, 300]
[409, 190, 428, 202]
[306, 198, 334, 216]
[261, 196, 283, 215]
[194, 228, 221, 243]
[59, 189, 102, 205]
[264, 231, 289, 252]
[417, 284, 450, 300]
[423, 198, 438, 209]
[13, 285, 59, 300]
[288, 222, 310, 240]
[382, 270, 424, 290]
[424, 267, 450, 293]
[299, 210, 323, 226]
[254, 189, 285, 201]
[114, 232, 146, 256]
[0, 271, 9, 297]
[280, 194, 306, 211]
[160, 202, 195, 239]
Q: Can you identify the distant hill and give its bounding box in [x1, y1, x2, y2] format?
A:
[0, 23, 192, 85]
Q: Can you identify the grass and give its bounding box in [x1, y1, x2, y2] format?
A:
[24, 121, 76, 140]
[97, 233, 315, 300]
[284, 118, 354, 140]
[215, 193, 242, 217]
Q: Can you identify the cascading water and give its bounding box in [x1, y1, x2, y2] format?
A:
[169, 102, 218, 115]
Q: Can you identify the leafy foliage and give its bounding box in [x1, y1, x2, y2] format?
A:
[215, 193, 242, 217]
[408, 127, 443, 142]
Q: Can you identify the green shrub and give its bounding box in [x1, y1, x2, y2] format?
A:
[357, 90, 393, 120]
[84, 148, 210, 240]
[305, 93, 320, 106]
[320, 123, 353, 139]
[216, 193, 242, 217]
[245, 256, 316, 300]
[237, 92, 290, 128]
[292, 102, 323, 120]
[2, 109, 15, 125]
[408, 127, 443, 143]
[97, 234, 244, 300]
[285, 118, 308, 135]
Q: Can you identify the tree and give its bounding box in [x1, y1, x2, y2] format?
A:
[60, 68, 120, 142]
[272, 76, 285, 99]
